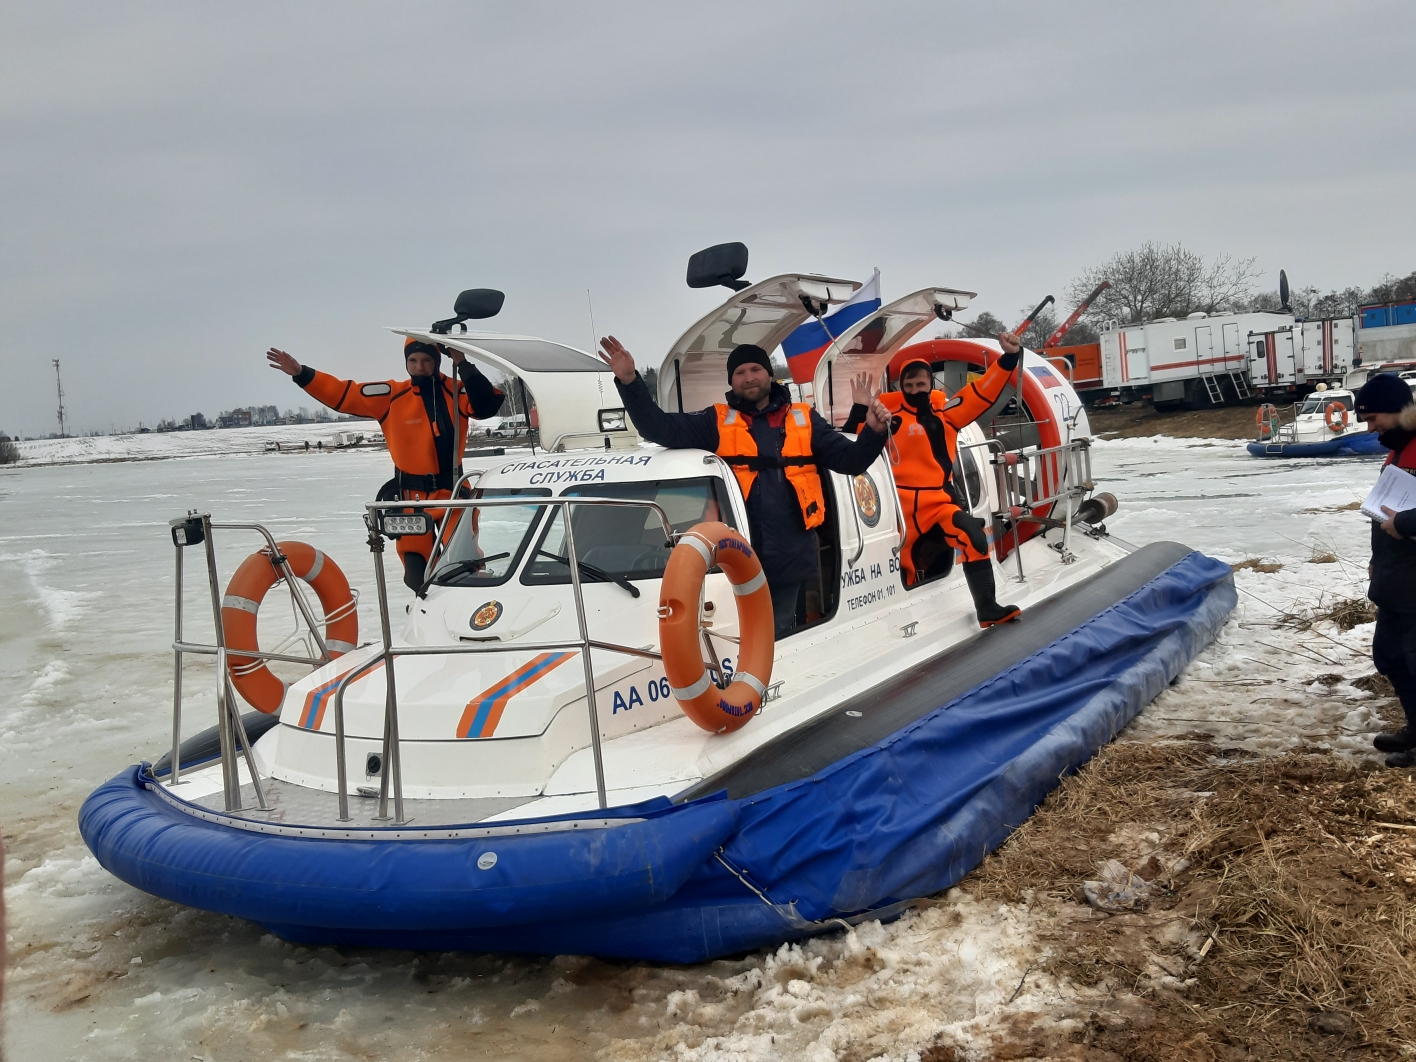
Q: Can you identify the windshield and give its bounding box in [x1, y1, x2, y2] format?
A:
[426, 487, 550, 587]
[522, 477, 737, 586]
[1299, 394, 1352, 414]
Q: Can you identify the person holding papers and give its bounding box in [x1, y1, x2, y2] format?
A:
[1355, 373, 1416, 767]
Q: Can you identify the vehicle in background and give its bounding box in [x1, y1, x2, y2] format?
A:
[1357, 299, 1416, 368]
[1247, 384, 1385, 458]
[484, 414, 528, 438]
[1247, 316, 1357, 399]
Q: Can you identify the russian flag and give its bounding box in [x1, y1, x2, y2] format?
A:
[781, 269, 882, 384]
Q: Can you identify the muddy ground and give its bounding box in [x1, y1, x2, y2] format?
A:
[960, 729, 1416, 1062]
[1087, 404, 1263, 441]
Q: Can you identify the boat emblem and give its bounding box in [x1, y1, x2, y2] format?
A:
[470, 601, 504, 630]
[477, 851, 498, 870]
[853, 473, 881, 528]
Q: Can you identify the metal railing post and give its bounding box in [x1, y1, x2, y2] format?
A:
[169, 541, 184, 786]
[367, 517, 406, 825]
[561, 506, 607, 810]
[200, 516, 242, 811]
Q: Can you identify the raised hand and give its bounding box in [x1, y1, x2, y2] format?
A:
[266, 348, 300, 375]
[597, 336, 637, 384]
[998, 331, 1023, 355]
[850, 371, 876, 407]
[864, 395, 891, 435]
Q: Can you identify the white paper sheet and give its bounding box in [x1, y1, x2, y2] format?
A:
[1361, 463, 1416, 522]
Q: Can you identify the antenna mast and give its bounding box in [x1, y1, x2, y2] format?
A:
[53, 358, 67, 437]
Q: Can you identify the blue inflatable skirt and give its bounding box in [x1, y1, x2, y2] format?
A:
[81, 542, 1234, 962]
[1247, 433, 1386, 458]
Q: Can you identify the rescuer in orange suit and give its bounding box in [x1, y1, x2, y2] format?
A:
[266, 339, 505, 589]
[847, 332, 1025, 628]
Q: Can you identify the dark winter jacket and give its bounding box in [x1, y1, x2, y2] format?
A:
[615, 374, 887, 584]
[1370, 402, 1416, 613]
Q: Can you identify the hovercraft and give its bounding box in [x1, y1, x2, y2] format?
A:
[81, 249, 1235, 962]
[1247, 387, 1386, 458]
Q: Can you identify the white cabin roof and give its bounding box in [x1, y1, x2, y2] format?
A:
[394, 329, 631, 453]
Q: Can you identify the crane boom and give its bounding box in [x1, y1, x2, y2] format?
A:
[1044, 281, 1110, 348]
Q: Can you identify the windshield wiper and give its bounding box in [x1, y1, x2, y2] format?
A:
[536, 550, 641, 598]
[428, 553, 511, 586]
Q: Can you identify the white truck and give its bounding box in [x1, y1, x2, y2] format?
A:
[1247, 316, 1358, 398]
[1097, 310, 1355, 408]
[1099, 310, 1278, 409]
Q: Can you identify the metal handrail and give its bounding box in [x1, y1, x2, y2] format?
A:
[329, 496, 678, 823]
[167, 515, 337, 810]
[955, 438, 1006, 512]
[956, 438, 1094, 579]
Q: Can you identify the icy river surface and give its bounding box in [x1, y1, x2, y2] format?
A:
[0, 430, 1393, 1060]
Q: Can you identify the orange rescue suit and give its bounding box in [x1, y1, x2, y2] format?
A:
[298, 368, 500, 565]
[715, 402, 826, 530]
[882, 359, 1015, 583]
[298, 369, 491, 481]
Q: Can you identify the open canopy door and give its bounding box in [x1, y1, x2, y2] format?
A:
[393, 329, 632, 452]
[658, 274, 860, 413]
[810, 287, 976, 427]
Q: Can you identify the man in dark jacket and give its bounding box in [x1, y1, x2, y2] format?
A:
[598, 337, 890, 637]
[1355, 373, 1416, 767]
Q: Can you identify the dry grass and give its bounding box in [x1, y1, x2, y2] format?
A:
[1308, 550, 1339, 564]
[1233, 558, 1284, 574]
[1278, 595, 1377, 632]
[1302, 500, 1364, 514]
[969, 741, 1416, 1060]
[1354, 672, 1399, 699]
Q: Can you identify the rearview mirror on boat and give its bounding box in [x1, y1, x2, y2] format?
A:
[431, 289, 505, 334]
[686, 242, 750, 291]
[378, 512, 432, 538]
[454, 288, 505, 320]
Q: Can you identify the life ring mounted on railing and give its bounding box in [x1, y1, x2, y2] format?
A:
[658, 522, 774, 734]
[1325, 401, 1349, 433]
[1256, 403, 1279, 440]
[222, 541, 358, 713]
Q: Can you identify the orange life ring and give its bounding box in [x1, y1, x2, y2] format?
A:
[222, 542, 358, 713]
[1325, 401, 1349, 433]
[658, 522, 774, 734]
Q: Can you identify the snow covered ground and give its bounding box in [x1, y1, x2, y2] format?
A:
[0, 431, 1393, 1060]
[10, 419, 515, 467]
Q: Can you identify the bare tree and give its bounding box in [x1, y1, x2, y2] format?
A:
[1066, 242, 1261, 326]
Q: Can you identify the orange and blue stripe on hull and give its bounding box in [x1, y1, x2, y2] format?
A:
[299, 660, 385, 731]
[457, 652, 575, 739]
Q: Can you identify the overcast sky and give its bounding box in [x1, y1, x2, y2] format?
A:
[3, 1, 1413, 436]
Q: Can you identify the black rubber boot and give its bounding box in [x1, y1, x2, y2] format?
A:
[962, 559, 1021, 629]
[1374, 726, 1416, 753]
[1386, 748, 1416, 769]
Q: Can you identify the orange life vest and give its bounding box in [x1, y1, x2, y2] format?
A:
[714, 402, 826, 530]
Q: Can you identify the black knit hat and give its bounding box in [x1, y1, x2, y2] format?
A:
[1355, 373, 1413, 416]
[726, 344, 772, 381]
[404, 337, 443, 373]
